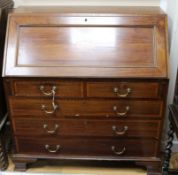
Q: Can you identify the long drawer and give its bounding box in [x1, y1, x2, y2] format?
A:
[9, 98, 163, 118]
[13, 119, 161, 139]
[15, 137, 158, 157]
[12, 79, 84, 98]
[87, 81, 160, 99]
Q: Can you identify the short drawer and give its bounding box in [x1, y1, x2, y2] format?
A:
[87, 82, 160, 98]
[16, 137, 158, 157]
[12, 79, 83, 98]
[13, 119, 161, 139]
[9, 98, 163, 118]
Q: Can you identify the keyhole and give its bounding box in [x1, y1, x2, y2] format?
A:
[85, 18, 88, 22]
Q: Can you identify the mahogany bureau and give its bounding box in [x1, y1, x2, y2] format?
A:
[2, 6, 169, 174]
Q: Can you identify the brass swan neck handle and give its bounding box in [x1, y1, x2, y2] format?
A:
[40, 85, 57, 96]
[113, 106, 130, 117]
[113, 87, 131, 98]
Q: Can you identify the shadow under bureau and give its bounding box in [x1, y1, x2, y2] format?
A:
[2, 6, 169, 174]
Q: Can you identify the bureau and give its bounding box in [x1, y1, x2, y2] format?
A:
[2, 6, 169, 174]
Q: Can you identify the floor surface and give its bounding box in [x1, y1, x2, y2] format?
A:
[2, 153, 178, 175]
[3, 157, 147, 175]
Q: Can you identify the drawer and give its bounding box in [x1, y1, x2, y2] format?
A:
[87, 82, 160, 98]
[16, 137, 158, 157]
[12, 79, 83, 98]
[9, 98, 163, 118]
[13, 119, 161, 139]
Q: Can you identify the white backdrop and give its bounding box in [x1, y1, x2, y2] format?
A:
[165, 0, 178, 151]
[13, 0, 160, 7]
[159, 0, 178, 151]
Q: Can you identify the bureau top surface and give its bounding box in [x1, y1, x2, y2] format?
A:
[3, 6, 168, 78]
[10, 6, 165, 16]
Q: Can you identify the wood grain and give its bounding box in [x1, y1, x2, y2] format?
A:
[13, 79, 84, 98]
[3, 7, 168, 78]
[13, 118, 161, 139]
[15, 137, 158, 157]
[87, 81, 160, 98]
[9, 98, 163, 118]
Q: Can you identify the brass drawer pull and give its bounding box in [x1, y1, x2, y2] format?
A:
[40, 85, 57, 96]
[41, 104, 58, 114]
[113, 87, 131, 98]
[43, 124, 59, 134]
[113, 106, 130, 117]
[112, 125, 128, 135]
[111, 146, 126, 155]
[41, 87, 58, 114]
[45, 145, 61, 153]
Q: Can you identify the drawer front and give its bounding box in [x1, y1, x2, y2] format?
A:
[13, 119, 161, 139]
[12, 80, 83, 98]
[9, 98, 163, 118]
[16, 137, 158, 157]
[87, 82, 160, 98]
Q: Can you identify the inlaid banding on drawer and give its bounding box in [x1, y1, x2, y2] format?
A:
[9, 98, 163, 118]
[87, 82, 160, 98]
[13, 119, 161, 139]
[16, 137, 158, 157]
[12, 80, 84, 98]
